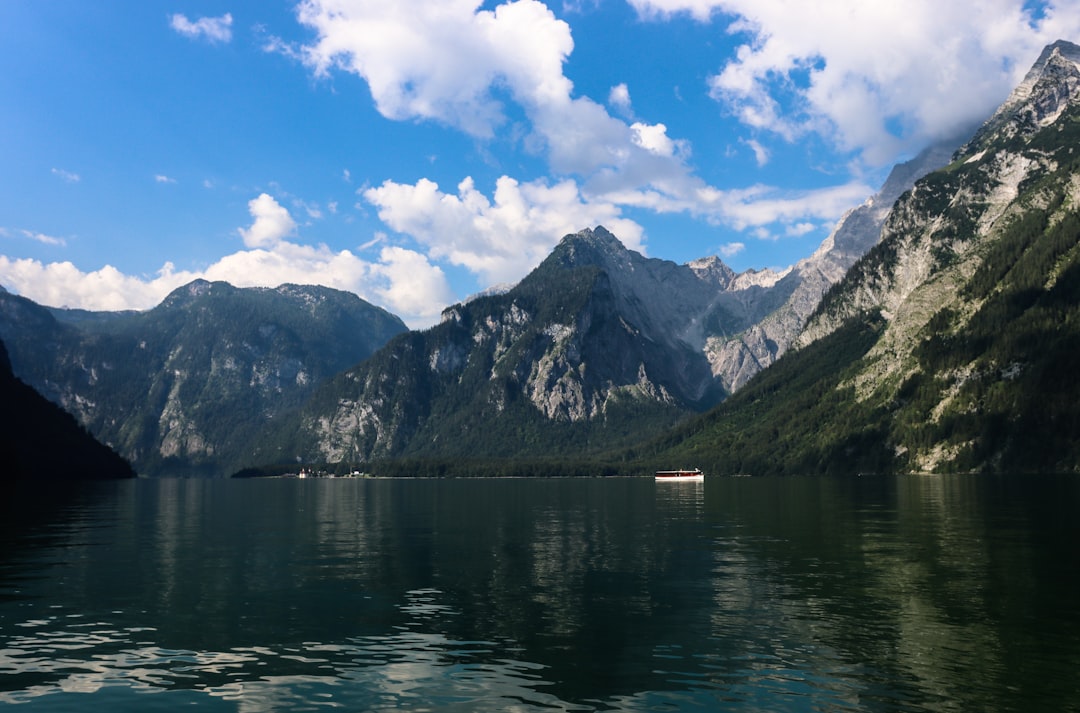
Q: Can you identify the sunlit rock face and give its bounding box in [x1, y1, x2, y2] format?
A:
[800, 41, 1080, 350]
[292, 195, 964, 464]
[781, 40, 1080, 473]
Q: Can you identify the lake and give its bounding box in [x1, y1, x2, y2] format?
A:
[1, 474, 1078, 711]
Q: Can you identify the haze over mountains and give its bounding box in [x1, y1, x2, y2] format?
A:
[4, 40, 1080, 478]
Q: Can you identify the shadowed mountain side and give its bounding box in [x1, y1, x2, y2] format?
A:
[0, 340, 135, 480]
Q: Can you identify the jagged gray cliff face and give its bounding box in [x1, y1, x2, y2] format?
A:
[648, 39, 1080, 476]
[533, 227, 782, 404]
[784, 39, 1080, 472]
[705, 139, 961, 390]
[800, 39, 1080, 352]
[267, 228, 741, 465]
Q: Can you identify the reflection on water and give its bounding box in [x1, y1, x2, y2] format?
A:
[1, 475, 1078, 711]
[0, 600, 575, 712]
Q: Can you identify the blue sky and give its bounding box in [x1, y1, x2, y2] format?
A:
[1, 1, 1076, 326]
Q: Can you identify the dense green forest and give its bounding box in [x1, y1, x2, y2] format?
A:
[634, 312, 893, 476]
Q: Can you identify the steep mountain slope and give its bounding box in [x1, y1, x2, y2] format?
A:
[0, 281, 407, 476]
[708, 138, 960, 390]
[0, 339, 134, 480]
[652, 40, 1080, 475]
[250, 141, 954, 470]
[252, 229, 728, 466]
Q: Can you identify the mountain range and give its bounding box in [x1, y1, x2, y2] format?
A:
[3, 40, 1080, 477]
[238, 143, 964, 469]
[0, 281, 405, 476]
[0, 151, 949, 476]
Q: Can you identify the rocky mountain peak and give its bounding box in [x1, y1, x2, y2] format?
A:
[687, 256, 737, 287]
[962, 39, 1080, 153]
[550, 226, 629, 269]
[569, 224, 622, 249]
[1010, 40, 1080, 105]
[157, 278, 233, 310]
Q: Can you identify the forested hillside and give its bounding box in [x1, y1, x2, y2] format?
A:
[0, 281, 406, 476]
[645, 42, 1080, 476]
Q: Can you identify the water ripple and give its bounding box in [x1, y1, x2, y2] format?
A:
[3, 476, 1078, 711]
[0, 614, 614, 711]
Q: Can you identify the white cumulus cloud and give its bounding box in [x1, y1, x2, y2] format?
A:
[718, 242, 745, 258]
[363, 174, 645, 286]
[170, 13, 234, 44]
[289, 0, 653, 178]
[630, 122, 682, 157]
[628, 0, 1080, 165]
[703, 181, 875, 231]
[608, 83, 632, 115]
[368, 246, 457, 319]
[238, 193, 298, 248]
[0, 258, 197, 312]
[284, 0, 877, 261]
[0, 192, 456, 328]
[292, 0, 571, 138]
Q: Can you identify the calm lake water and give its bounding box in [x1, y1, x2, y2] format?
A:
[1, 475, 1078, 712]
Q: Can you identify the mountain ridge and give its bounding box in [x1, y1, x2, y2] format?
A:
[7, 40, 1078, 477]
[648, 39, 1080, 475]
[0, 281, 407, 476]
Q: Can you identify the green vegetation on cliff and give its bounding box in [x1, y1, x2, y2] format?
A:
[645, 99, 1080, 476]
